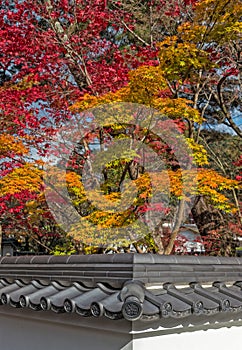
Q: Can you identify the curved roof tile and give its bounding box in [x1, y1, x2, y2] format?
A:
[0, 254, 242, 321]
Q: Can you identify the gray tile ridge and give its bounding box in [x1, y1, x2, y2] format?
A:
[0, 254, 241, 266]
[0, 253, 135, 265]
[132, 254, 242, 265]
[0, 254, 242, 288]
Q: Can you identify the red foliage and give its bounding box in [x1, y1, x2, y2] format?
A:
[234, 155, 242, 181]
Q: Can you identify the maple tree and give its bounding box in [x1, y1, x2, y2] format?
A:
[0, 0, 241, 255]
[0, 0, 146, 251]
[0, 140, 81, 254]
[68, 82, 239, 254]
[126, 0, 242, 254]
[67, 0, 241, 254]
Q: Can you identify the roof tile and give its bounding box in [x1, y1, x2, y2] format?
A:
[0, 254, 242, 322]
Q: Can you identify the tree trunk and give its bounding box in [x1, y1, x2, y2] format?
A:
[164, 198, 186, 255]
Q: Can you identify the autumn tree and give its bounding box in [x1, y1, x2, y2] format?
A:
[0, 135, 82, 254]
[0, 0, 148, 247]
[0, 0, 198, 246]
[66, 0, 241, 254]
[0, 0, 241, 255]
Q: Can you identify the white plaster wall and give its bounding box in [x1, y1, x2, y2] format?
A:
[131, 325, 242, 350]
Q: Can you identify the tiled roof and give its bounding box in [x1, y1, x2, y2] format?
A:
[0, 254, 242, 322]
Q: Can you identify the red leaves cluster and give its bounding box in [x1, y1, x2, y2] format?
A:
[234, 156, 242, 182]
